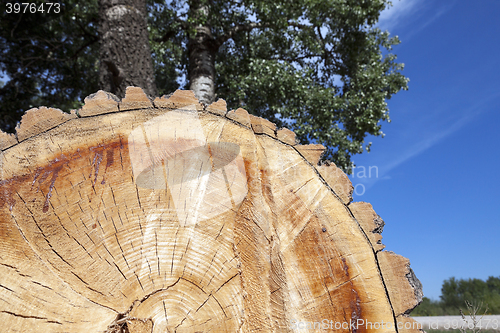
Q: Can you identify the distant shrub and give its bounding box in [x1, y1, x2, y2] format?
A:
[411, 276, 500, 316]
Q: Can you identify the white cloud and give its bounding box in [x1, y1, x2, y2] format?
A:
[381, 117, 466, 173]
[377, 0, 422, 32]
[377, 0, 454, 40]
[350, 90, 500, 193]
[383, 92, 499, 174]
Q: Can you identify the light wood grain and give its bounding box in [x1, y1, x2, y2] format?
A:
[0, 87, 422, 332]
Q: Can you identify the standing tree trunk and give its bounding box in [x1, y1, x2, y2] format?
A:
[187, 0, 217, 104]
[0, 87, 423, 333]
[99, 0, 157, 98]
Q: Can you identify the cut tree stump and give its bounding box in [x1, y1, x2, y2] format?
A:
[0, 88, 423, 333]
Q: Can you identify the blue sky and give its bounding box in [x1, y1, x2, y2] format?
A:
[351, 0, 500, 300]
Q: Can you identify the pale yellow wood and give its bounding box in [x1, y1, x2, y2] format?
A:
[397, 314, 424, 333]
[295, 143, 325, 165]
[153, 89, 203, 110]
[127, 319, 154, 333]
[206, 98, 227, 116]
[226, 108, 251, 127]
[276, 127, 298, 145]
[349, 202, 385, 252]
[78, 90, 120, 117]
[119, 86, 153, 110]
[250, 135, 397, 332]
[0, 87, 422, 332]
[0, 131, 17, 150]
[249, 114, 277, 137]
[317, 162, 354, 205]
[378, 251, 422, 316]
[15, 106, 77, 142]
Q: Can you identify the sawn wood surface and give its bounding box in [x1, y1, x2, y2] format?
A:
[0, 87, 422, 333]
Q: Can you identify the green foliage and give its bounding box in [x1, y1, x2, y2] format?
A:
[147, 0, 187, 95]
[148, 0, 409, 171]
[1, 0, 408, 172]
[412, 297, 447, 316]
[0, 0, 99, 131]
[411, 276, 500, 316]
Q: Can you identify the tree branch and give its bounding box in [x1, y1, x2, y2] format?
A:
[154, 18, 188, 43]
[70, 36, 99, 60]
[288, 22, 314, 30]
[214, 22, 266, 49]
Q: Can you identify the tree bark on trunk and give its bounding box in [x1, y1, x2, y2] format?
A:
[0, 88, 423, 333]
[187, 0, 217, 105]
[98, 0, 157, 98]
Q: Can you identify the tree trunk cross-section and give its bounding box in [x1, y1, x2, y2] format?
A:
[0, 87, 422, 333]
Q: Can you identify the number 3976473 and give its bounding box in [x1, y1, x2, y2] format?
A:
[5, 2, 61, 14]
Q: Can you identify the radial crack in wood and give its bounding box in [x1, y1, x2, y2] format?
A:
[226, 108, 251, 128]
[0, 131, 17, 150]
[317, 162, 354, 205]
[350, 202, 385, 252]
[378, 251, 423, 317]
[295, 143, 325, 165]
[153, 90, 203, 110]
[0, 88, 422, 332]
[15, 107, 77, 142]
[249, 114, 277, 137]
[206, 98, 227, 117]
[276, 128, 298, 146]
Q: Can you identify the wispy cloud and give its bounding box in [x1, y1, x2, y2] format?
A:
[377, 0, 454, 40]
[380, 114, 469, 173]
[377, 0, 422, 32]
[378, 0, 422, 30]
[384, 89, 500, 173]
[402, 3, 454, 40]
[350, 90, 500, 192]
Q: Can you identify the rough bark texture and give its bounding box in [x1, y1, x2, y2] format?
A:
[187, 0, 217, 105]
[0, 87, 423, 333]
[99, 0, 157, 98]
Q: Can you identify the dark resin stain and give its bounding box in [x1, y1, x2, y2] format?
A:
[1, 138, 125, 213]
[101, 150, 115, 184]
[349, 288, 362, 333]
[89, 147, 104, 187]
[0, 178, 22, 211]
[106, 149, 115, 170]
[89, 139, 122, 186]
[341, 257, 349, 277]
[31, 151, 84, 213]
[33, 158, 66, 213]
[340, 256, 363, 332]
